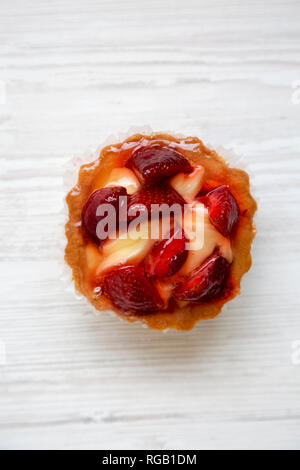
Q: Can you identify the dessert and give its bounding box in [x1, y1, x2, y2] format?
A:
[65, 132, 257, 331]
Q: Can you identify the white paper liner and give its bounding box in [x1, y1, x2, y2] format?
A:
[61, 126, 257, 331]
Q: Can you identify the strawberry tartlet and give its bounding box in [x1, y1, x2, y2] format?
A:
[65, 133, 257, 331]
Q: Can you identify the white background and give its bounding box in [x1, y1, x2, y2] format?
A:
[1, 0, 300, 450]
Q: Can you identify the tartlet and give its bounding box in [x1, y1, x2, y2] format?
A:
[65, 132, 257, 331]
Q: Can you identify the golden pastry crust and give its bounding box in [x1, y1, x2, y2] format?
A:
[65, 133, 257, 331]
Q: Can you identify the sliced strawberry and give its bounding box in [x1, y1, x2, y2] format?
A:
[174, 254, 229, 302]
[127, 183, 185, 220]
[126, 144, 192, 185]
[144, 227, 188, 278]
[203, 185, 239, 237]
[81, 186, 128, 242]
[103, 265, 164, 314]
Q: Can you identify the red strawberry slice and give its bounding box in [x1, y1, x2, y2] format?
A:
[126, 144, 192, 185]
[103, 265, 164, 314]
[203, 185, 239, 237]
[144, 227, 188, 278]
[174, 254, 229, 302]
[128, 183, 185, 220]
[81, 186, 128, 242]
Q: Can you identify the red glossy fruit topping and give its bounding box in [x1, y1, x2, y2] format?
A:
[128, 183, 185, 220]
[144, 227, 188, 278]
[126, 144, 192, 185]
[203, 185, 239, 237]
[103, 265, 164, 314]
[81, 186, 128, 242]
[174, 254, 229, 302]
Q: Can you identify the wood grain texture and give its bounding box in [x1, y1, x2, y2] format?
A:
[0, 0, 300, 450]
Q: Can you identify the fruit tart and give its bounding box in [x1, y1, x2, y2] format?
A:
[65, 132, 257, 331]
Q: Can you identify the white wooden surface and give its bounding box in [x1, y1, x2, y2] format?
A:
[1, 0, 300, 450]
